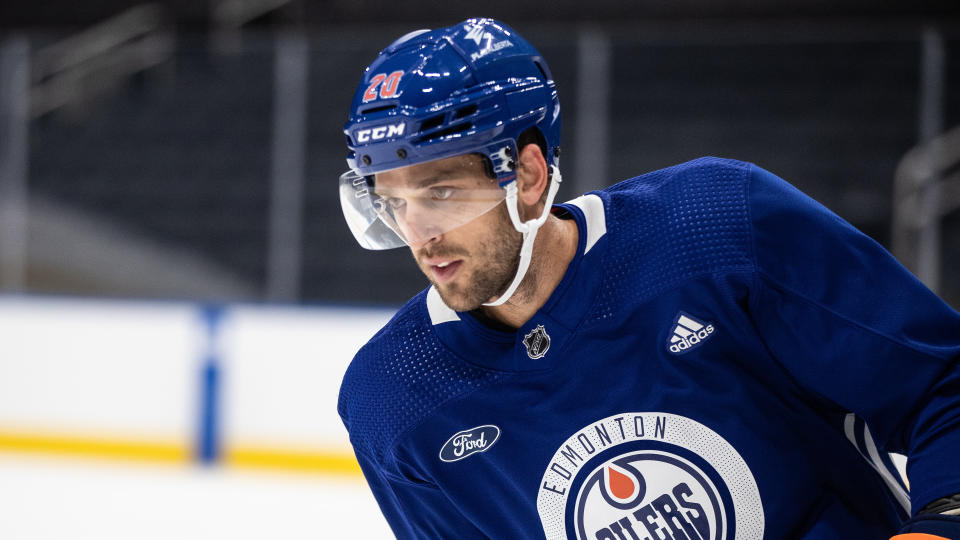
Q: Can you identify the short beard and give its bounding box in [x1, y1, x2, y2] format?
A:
[428, 208, 524, 311]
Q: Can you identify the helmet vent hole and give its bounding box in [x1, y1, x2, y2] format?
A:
[420, 115, 444, 132]
[453, 104, 478, 119]
[419, 123, 472, 142]
[533, 60, 549, 81]
[360, 104, 396, 115]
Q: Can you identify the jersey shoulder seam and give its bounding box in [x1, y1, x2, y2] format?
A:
[755, 267, 952, 362]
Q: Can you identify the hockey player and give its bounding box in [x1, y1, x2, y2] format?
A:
[337, 18, 960, 539]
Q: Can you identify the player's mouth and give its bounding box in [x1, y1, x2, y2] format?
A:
[426, 259, 463, 284]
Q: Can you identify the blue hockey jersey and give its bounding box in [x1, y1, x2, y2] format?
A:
[338, 157, 960, 539]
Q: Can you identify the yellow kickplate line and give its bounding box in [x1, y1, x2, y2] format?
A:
[0, 429, 362, 477]
[225, 447, 362, 477]
[0, 430, 189, 463]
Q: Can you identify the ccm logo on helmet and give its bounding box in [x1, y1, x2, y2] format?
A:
[355, 123, 405, 143]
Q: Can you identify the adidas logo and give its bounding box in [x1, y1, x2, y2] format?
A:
[667, 312, 716, 354]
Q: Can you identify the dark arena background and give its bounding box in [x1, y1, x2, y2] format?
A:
[0, 1, 958, 537]
[2, 0, 959, 307]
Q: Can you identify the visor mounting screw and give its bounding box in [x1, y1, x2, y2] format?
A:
[362, 155, 372, 165]
[554, 147, 561, 158]
[507, 160, 516, 170]
[396, 148, 407, 159]
[504, 147, 512, 157]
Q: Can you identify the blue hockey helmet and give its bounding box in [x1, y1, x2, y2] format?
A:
[343, 17, 560, 182]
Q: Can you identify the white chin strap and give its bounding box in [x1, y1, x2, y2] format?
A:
[483, 166, 563, 307]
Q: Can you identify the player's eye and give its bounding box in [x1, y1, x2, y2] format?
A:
[429, 187, 453, 201]
[385, 197, 406, 210]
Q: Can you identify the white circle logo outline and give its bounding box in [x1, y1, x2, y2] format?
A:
[535, 412, 764, 540]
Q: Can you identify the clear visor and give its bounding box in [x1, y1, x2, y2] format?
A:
[339, 156, 507, 250]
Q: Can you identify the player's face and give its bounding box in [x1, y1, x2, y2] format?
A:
[374, 155, 522, 311]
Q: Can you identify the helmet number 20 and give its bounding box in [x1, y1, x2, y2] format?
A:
[363, 71, 404, 102]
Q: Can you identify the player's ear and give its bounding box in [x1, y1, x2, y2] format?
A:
[515, 143, 548, 211]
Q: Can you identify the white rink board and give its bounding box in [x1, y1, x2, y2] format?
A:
[220, 305, 393, 449]
[0, 297, 201, 440]
[0, 296, 397, 538]
[0, 295, 394, 451]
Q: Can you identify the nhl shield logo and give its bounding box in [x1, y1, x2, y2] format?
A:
[523, 324, 551, 359]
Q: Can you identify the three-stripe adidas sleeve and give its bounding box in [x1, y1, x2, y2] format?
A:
[745, 164, 960, 517]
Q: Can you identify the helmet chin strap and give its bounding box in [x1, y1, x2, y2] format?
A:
[483, 166, 563, 307]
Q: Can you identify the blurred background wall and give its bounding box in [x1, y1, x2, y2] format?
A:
[1, 0, 958, 307]
[0, 1, 958, 538]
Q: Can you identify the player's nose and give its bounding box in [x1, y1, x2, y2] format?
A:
[400, 203, 443, 248]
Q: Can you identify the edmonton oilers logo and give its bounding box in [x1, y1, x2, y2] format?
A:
[536, 413, 763, 540]
[574, 451, 725, 540]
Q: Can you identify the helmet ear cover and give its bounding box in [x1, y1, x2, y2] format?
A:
[467, 128, 545, 182]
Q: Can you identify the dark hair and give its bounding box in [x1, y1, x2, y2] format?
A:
[517, 126, 547, 159]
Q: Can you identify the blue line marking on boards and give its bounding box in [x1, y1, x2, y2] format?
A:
[197, 304, 224, 465]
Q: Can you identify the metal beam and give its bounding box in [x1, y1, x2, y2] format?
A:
[266, 32, 308, 301]
[0, 37, 30, 293]
[916, 27, 946, 292]
[574, 27, 612, 193]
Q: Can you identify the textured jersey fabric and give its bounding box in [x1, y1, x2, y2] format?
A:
[337, 157, 960, 539]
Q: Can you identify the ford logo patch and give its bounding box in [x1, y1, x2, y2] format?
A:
[439, 425, 501, 463]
